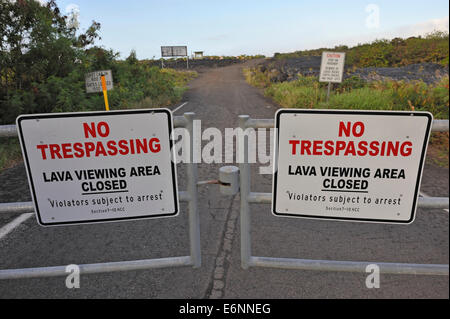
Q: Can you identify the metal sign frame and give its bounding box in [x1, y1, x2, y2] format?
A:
[0, 112, 201, 279]
[237, 114, 449, 275]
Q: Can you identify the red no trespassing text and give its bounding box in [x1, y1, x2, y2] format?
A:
[288, 121, 413, 157]
[35, 121, 161, 160]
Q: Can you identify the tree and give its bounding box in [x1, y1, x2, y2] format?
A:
[0, 0, 101, 123]
[126, 49, 138, 65]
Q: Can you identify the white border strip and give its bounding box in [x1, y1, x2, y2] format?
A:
[0, 213, 34, 240]
[172, 102, 188, 114]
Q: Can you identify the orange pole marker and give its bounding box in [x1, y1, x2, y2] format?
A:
[101, 75, 110, 111]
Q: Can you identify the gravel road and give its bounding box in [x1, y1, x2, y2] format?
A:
[0, 60, 448, 298]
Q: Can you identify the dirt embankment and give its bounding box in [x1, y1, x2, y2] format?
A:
[257, 57, 449, 84]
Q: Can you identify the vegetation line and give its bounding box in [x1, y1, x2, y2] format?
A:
[243, 33, 449, 167]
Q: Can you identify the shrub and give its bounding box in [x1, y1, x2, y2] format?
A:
[326, 87, 395, 110]
[273, 31, 449, 67]
[0, 1, 197, 125]
[249, 72, 449, 119]
[265, 78, 326, 108]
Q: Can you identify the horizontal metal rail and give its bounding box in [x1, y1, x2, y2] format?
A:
[0, 115, 188, 138]
[0, 202, 34, 214]
[417, 196, 450, 209]
[431, 120, 450, 132]
[249, 256, 449, 276]
[0, 256, 193, 280]
[0, 125, 17, 137]
[2, 119, 448, 137]
[247, 192, 449, 210]
[0, 191, 191, 215]
[243, 119, 449, 131]
[2, 192, 446, 216]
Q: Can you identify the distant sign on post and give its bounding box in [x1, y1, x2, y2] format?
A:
[319, 52, 346, 83]
[17, 109, 178, 226]
[272, 109, 432, 224]
[161, 46, 188, 57]
[85, 70, 113, 93]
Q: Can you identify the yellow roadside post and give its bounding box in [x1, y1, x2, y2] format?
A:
[101, 75, 110, 111]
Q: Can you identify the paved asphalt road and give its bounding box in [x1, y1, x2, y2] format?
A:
[0, 60, 448, 298]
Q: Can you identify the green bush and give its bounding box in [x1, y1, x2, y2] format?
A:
[243, 67, 272, 88]
[0, 138, 22, 171]
[0, 1, 196, 125]
[369, 77, 449, 118]
[326, 87, 395, 110]
[265, 78, 326, 108]
[273, 31, 449, 67]
[336, 76, 367, 92]
[252, 71, 449, 119]
[0, 0, 197, 170]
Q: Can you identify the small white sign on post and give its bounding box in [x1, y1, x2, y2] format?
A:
[85, 70, 113, 93]
[17, 109, 178, 226]
[319, 52, 346, 83]
[272, 109, 432, 224]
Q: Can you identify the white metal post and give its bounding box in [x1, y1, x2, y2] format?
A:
[184, 112, 201, 268]
[238, 115, 251, 269]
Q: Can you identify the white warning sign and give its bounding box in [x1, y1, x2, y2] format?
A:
[17, 109, 178, 226]
[85, 70, 113, 93]
[319, 52, 346, 83]
[272, 109, 432, 224]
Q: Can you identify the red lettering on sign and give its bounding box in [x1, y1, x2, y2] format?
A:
[288, 139, 412, 157]
[149, 138, 161, 153]
[35, 122, 163, 160]
[289, 140, 300, 155]
[339, 121, 365, 137]
[83, 122, 110, 138]
[36, 145, 49, 160]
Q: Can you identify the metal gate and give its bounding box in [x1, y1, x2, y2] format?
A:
[0, 112, 201, 279]
[1, 112, 449, 279]
[237, 115, 449, 275]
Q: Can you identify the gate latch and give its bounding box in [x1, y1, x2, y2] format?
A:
[196, 166, 240, 196]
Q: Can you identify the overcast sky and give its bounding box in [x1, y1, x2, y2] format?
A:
[51, 0, 449, 59]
